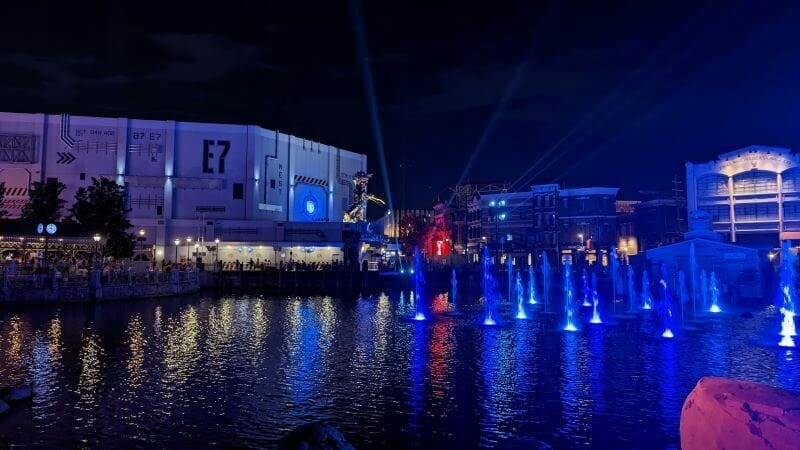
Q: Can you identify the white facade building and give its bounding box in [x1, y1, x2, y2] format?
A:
[686, 145, 800, 247]
[0, 112, 368, 264]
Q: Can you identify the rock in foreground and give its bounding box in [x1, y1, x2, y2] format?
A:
[681, 376, 800, 450]
[278, 422, 354, 450]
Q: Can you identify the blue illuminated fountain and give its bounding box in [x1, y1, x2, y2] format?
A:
[708, 272, 721, 313]
[627, 265, 636, 313]
[507, 255, 513, 303]
[527, 265, 538, 304]
[412, 247, 426, 321]
[641, 269, 653, 310]
[581, 268, 591, 307]
[563, 259, 579, 331]
[678, 271, 688, 327]
[589, 271, 602, 323]
[660, 266, 675, 338]
[778, 241, 797, 347]
[779, 284, 797, 348]
[451, 268, 458, 314]
[779, 241, 798, 315]
[515, 272, 527, 319]
[482, 246, 497, 326]
[590, 291, 602, 324]
[541, 252, 551, 313]
[610, 246, 619, 313]
[700, 270, 709, 313]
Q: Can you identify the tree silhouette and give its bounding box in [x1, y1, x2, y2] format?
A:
[70, 177, 135, 258]
[21, 179, 66, 223]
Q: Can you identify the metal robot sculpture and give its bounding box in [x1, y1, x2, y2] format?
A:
[344, 171, 385, 222]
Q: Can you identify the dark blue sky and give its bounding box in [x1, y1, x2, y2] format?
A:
[1, 0, 799, 208]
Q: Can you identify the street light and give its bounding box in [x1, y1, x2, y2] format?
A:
[214, 238, 220, 271]
[137, 229, 146, 260]
[174, 238, 180, 263]
[93, 234, 101, 265]
[186, 237, 192, 260]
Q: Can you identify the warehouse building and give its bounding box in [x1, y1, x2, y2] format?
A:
[0, 112, 370, 265]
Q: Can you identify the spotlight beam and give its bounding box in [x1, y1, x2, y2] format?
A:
[350, 0, 394, 212]
[445, 0, 562, 208]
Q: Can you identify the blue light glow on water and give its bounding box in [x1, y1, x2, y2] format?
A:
[0, 292, 797, 449]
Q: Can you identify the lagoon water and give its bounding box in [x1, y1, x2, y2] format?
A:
[0, 293, 797, 448]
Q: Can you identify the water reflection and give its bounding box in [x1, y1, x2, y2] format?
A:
[161, 306, 200, 391]
[0, 294, 797, 449]
[480, 326, 516, 446]
[126, 315, 146, 388]
[407, 321, 428, 443]
[559, 331, 591, 445]
[76, 332, 104, 433]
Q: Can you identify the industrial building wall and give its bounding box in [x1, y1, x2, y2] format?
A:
[0, 112, 366, 227]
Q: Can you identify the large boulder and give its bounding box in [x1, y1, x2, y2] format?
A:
[278, 422, 354, 450]
[681, 376, 800, 450]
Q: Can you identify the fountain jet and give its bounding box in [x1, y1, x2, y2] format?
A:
[515, 272, 527, 319]
[642, 269, 653, 310]
[709, 272, 722, 313]
[611, 246, 619, 313]
[701, 270, 708, 313]
[412, 247, 426, 320]
[779, 241, 797, 315]
[678, 271, 688, 327]
[528, 265, 538, 304]
[563, 259, 579, 331]
[507, 255, 513, 303]
[541, 252, 551, 313]
[590, 290, 603, 324]
[627, 265, 636, 313]
[581, 268, 591, 307]
[660, 266, 675, 338]
[778, 246, 797, 347]
[482, 247, 497, 326]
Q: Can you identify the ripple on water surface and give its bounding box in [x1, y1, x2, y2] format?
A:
[0, 293, 797, 448]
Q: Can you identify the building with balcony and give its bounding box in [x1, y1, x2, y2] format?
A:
[686, 145, 800, 248]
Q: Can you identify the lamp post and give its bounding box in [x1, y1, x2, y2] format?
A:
[138, 229, 146, 261]
[186, 237, 192, 260]
[93, 234, 101, 267]
[214, 238, 220, 271]
[174, 238, 180, 264]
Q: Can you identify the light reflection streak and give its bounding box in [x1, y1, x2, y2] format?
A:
[406, 320, 428, 442]
[285, 299, 323, 406]
[161, 306, 200, 394]
[558, 332, 591, 444]
[76, 332, 104, 431]
[480, 327, 516, 445]
[428, 321, 454, 408]
[126, 315, 146, 389]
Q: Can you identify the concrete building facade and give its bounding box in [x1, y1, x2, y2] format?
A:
[0, 112, 368, 264]
[686, 145, 800, 248]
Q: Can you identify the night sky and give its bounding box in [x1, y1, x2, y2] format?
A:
[2, 1, 800, 208]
